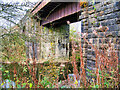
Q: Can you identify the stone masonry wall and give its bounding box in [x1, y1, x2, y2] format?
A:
[40, 25, 69, 63]
[79, 1, 120, 78]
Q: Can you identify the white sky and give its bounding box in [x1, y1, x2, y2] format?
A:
[1, 0, 40, 3]
[0, 0, 40, 29]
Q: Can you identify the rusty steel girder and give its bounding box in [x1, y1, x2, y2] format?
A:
[31, 1, 81, 25]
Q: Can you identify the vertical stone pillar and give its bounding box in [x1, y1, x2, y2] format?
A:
[0, 29, 3, 83]
[36, 21, 41, 61]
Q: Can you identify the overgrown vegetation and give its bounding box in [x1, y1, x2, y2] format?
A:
[1, 24, 119, 88]
[0, 0, 119, 89]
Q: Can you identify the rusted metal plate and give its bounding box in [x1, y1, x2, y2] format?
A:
[67, 4, 72, 15]
[30, 1, 41, 12]
[40, 2, 81, 25]
[59, 8, 62, 19]
[50, 13, 53, 22]
[54, 11, 57, 22]
[77, 2, 81, 12]
[64, 4, 68, 17]
[32, 0, 51, 15]
[61, 7, 65, 18]
[71, 3, 77, 14]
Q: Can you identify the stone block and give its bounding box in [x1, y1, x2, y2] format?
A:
[118, 45, 120, 50]
[105, 3, 113, 9]
[87, 60, 95, 66]
[92, 33, 98, 38]
[87, 45, 91, 49]
[88, 28, 92, 33]
[87, 65, 94, 71]
[107, 19, 116, 26]
[112, 31, 119, 37]
[116, 38, 120, 44]
[104, 8, 113, 15]
[87, 55, 96, 60]
[91, 50, 95, 55]
[97, 15, 106, 21]
[113, 6, 120, 12]
[81, 19, 87, 23]
[87, 50, 91, 55]
[83, 26, 88, 30]
[96, 8, 101, 12]
[93, 38, 97, 44]
[108, 25, 119, 31]
[101, 21, 107, 26]
[115, 11, 120, 18]
[87, 34, 91, 38]
[114, 44, 118, 49]
[93, 22, 100, 27]
[99, 38, 103, 43]
[116, 18, 120, 24]
[104, 38, 109, 43]
[88, 2, 93, 7]
[114, 1, 120, 9]
[84, 21, 88, 25]
[81, 39, 84, 43]
[79, 15, 82, 20]
[106, 32, 114, 37]
[106, 13, 114, 19]
[99, 32, 104, 38]
[83, 30, 88, 33]
[88, 10, 95, 14]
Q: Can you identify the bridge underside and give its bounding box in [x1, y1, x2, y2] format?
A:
[31, 2, 81, 27]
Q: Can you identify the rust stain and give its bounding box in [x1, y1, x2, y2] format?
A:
[32, 0, 50, 15]
[32, 1, 81, 25]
